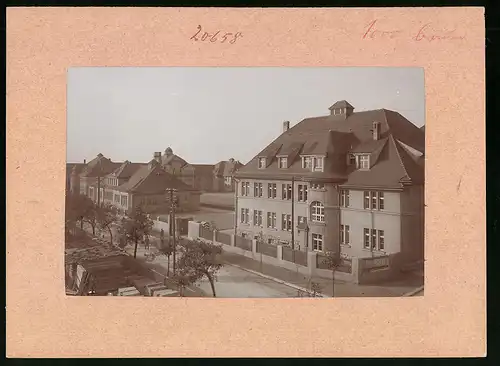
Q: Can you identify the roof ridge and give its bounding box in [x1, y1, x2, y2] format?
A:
[390, 135, 412, 183]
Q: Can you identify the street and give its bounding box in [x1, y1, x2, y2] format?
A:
[194, 265, 299, 298]
[125, 242, 301, 298]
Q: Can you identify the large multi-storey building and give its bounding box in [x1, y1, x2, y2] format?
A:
[233, 100, 424, 263]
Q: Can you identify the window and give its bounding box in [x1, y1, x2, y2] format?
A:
[313, 156, 324, 171]
[379, 192, 385, 210]
[312, 233, 323, 251]
[298, 184, 308, 202]
[254, 183, 263, 197]
[268, 238, 274, 245]
[340, 189, 350, 207]
[121, 195, 128, 208]
[297, 216, 307, 225]
[282, 184, 292, 200]
[378, 230, 385, 250]
[253, 210, 263, 226]
[281, 214, 292, 231]
[279, 157, 288, 169]
[302, 156, 312, 169]
[114, 194, 120, 204]
[348, 154, 356, 166]
[89, 187, 95, 200]
[224, 177, 232, 185]
[268, 183, 277, 198]
[364, 228, 385, 251]
[371, 229, 377, 249]
[240, 208, 249, 224]
[258, 157, 266, 169]
[363, 191, 385, 210]
[360, 155, 370, 169]
[241, 182, 250, 196]
[311, 201, 325, 222]
[267, 212, 277, 228]
[310, 183, 325, 190]
[341, 225, 350, 245]
[363, 228, 370, 249]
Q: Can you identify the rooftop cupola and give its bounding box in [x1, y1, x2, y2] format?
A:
[328, 100, 354, 119]
[165, 147, 173, 157]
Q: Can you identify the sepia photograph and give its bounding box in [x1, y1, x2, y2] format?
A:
[65, 67, 425, 298]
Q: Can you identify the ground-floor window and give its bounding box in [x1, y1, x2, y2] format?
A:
[340, 224, 350, 245]
[312, 233, 323, 251]
[363, 228, 385, 251]
[240, 208, 249, 224]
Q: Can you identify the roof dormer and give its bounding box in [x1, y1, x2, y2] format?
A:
[329, 100, 354, 118]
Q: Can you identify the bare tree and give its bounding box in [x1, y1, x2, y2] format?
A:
[97, 203, 119, 245]
[322, 251, 341, 297]
[123, 205, 154, 258]
[159, 234, 175, 277]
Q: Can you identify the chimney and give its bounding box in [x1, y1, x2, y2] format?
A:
[373, 121, 381, 140]
[154, 151, 162, 163]
[83, 159, 86, 164]
[283, 121, 290, 133]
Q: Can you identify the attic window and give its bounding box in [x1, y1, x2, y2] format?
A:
[258, 157, 266, 169]
[301, 156, 312, 169]
[348, 154, 356, 166]
[278, 157, 288, 169]
[359, 155, 370, 170]
[313, 157, 324, 172]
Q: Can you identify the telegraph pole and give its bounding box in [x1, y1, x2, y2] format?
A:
[97, 160, 101, 206]
[291, 176, 295, 250]
[166, 188, 178, 275]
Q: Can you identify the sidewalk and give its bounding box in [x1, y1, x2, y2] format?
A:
[221, 251, 424, 297]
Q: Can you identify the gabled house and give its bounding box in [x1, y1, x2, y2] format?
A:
[213, 158, 244, 192]
[153, 147, 197, 188]
[234, 100, 424, 265]
[73, 153, 122, 202]
[104, 159, 201, 215]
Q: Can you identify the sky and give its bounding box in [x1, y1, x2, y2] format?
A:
[67, 67, 424, 165]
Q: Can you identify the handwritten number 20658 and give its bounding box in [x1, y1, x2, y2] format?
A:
[191, 25, 243, 44]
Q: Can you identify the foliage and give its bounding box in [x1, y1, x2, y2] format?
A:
[322, 251, 342, 270]
[177, 238, 224, 297]
[65, 192, 95, 235]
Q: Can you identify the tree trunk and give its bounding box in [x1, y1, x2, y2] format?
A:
[80, 219, 84, 230]
[332, 267, 336, 297]
[134, 238, 138, 259]
[207, 274, 217, 297]
[92, 224, 96, 236]
[107, 227, 113, 245]
[167, 255, 170, 277]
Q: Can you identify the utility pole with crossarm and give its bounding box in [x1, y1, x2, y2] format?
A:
[166, 188, 179, 275]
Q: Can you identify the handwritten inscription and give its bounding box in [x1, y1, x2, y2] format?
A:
[362, 20, 466, 42]
[191, 25, 243, 44]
